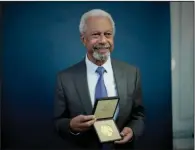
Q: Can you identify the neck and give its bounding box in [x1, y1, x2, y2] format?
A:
[87, 53, 108, 66]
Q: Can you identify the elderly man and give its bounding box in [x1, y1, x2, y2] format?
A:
[54, 9, 145, 150]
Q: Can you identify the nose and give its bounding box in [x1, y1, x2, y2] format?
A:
[99, 35, 107, 44]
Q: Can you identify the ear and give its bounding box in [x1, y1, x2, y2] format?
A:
[80, 34, 86, 46]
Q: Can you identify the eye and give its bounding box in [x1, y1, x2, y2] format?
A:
[105, 32, 112, 36]
[92, 33, 100, 36]
[91, 33, 100, 38]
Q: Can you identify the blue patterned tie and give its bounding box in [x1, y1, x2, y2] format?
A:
[95, 67, 107, 99]
[95, 67, 112, 150]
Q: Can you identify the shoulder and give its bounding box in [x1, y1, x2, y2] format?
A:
[111, 58, 139, 74]
[57, 59, 85, 78]
[111, 58, 142, 83]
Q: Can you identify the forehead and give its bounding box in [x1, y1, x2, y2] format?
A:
[85, 16, 113, 33]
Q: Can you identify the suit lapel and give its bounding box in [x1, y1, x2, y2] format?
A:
[111, 59, 127, 127]
[74, 60, 93, 115]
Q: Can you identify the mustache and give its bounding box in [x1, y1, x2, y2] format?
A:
[93, 44, 110, 50]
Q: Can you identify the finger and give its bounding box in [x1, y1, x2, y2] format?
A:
[72, 127, 82, 132]
[121, 128, 130, 135]
[114, 133, 131, 144]
[120, 132, 125, 137]
[79, 119, 96, 128]
[79, 127, 91, 132]
[75, 126, 90, 131]
[80, 115, 96, 122]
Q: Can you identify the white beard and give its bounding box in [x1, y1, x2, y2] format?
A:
[92, 50, 110, 61]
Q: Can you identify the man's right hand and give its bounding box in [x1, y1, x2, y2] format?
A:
[70, 115, 96, 132]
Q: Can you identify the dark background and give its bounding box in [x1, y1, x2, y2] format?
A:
[1, 1, 172, 149]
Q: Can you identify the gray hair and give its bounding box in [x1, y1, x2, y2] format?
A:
[79, 9, 115, 36]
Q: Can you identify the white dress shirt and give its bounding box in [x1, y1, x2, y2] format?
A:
[85, 55, 117, 107]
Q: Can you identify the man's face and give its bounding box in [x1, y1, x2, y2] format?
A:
[81, 16, 114, 61]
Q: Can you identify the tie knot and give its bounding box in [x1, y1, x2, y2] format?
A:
[96, 67, 106, 75]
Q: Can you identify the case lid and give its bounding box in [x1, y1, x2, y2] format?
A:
[92, 96, 119, 120]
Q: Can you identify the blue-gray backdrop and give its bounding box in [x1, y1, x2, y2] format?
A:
[2, 2, 172, 149]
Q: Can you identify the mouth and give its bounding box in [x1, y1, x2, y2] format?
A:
[98, 48, 109, 53]
[93, 46, 110, 53]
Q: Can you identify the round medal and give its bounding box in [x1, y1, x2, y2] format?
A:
[100, 125, 113, 136]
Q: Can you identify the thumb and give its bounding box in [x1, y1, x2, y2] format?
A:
[121, 127, 131, 136]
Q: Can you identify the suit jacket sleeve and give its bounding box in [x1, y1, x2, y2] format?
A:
[126, 68, 145, 141]
[53, 73, 81, 140]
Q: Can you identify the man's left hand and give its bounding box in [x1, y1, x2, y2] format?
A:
[114, 127, 133, 144]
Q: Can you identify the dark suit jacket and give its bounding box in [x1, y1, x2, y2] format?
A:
[54, 58, 145, 150]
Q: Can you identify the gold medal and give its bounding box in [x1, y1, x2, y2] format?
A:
[100, 125, 113, 136]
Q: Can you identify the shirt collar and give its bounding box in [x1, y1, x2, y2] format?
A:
[85, 54, 112, 74]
